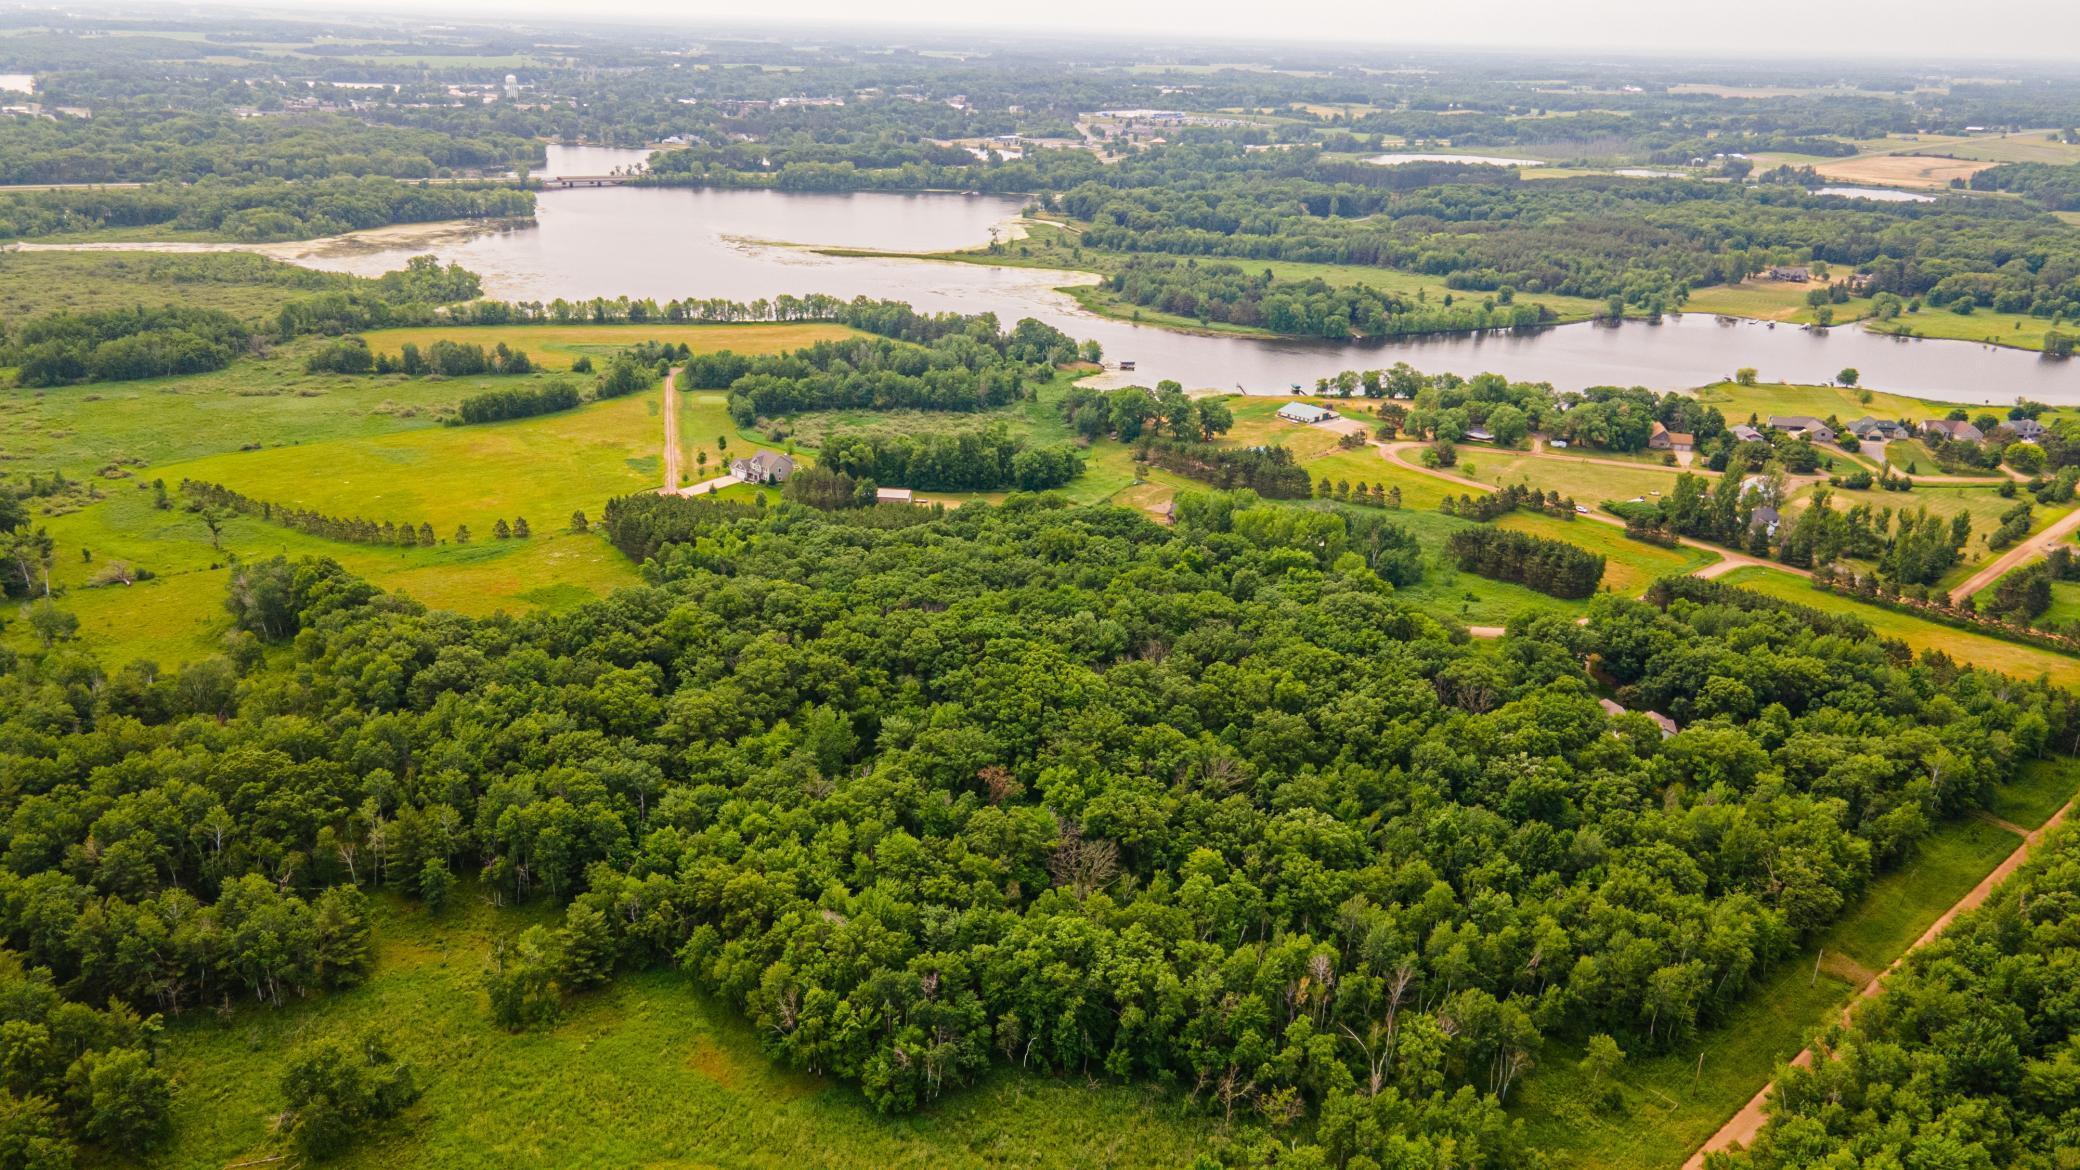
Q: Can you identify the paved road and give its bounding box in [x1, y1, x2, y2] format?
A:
[1950, 504, 2080, 600]
[1684, 789, 2078, 1168]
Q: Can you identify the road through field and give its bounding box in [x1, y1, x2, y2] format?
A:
[1950, 504, 2080, 600]
[659, 365, 682, 492]
[1683, 790, 2079, 1168]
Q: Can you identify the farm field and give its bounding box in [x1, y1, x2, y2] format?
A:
[1714, 565, 2080, 684]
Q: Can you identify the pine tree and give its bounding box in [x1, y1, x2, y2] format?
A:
[419, 522, 435, 545]
[513, 517, 531, 538]
[493, 519, 512, 540]
[569, 511, 589, 533]
[455, 524, 471, 544]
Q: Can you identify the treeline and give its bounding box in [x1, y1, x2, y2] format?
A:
[1622, 474, 1972, 584]
[1139, 436, 1312, 497]
[1969, 160, 2080, 211]
[0, 176, 534, 244]
[1445, 526, 1605, 598]
[0, 110, 538, 185]
[456, 380, 580, 425]
[818, 427, 1081, 492]
[1729, 825, 2080, 1170]
[1059, 383, 1235, 445]
[5, 305, 249, 386]
[1440, 482, 1579, 522]
[1103, 257, 1552, 337]
[181, 479, 436, 549]
[306, 336, 536, 377]
[690, 334, 1049, 425]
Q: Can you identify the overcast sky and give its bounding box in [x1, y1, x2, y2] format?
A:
[306, 0, 2080, 60]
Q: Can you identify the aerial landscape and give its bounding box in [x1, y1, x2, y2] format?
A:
[6, 0, 2080, 1166]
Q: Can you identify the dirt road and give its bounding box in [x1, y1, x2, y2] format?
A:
[1683, 791, 2078, 1168]
[659, 366, 682, 493]
[1950, 504, 2080, 600]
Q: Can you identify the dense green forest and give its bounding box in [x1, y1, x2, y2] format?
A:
[0, 176, 534, 243]
[0, 491, 2065, 1164]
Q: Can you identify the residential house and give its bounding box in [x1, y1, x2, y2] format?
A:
[1749, 505, 1781, 538]
[1728, 423, 1765, 442]
[1647, 421, 1694, 452]
[1645, 711, 1680, 738]
[1922, 418, 1984, 444]
[1277, 402, 1338, 424]
[731, 451, 795, 485]
[1766, 265, 1812, 282]
[875, 487, 915, 504]
[1846, 416, 1911, 441]
[1768, 415, 1837, 444]
[1463, 427, 1496, 443]
[2000, 417, 2047, 442]
[1847, 272, 1877, 294]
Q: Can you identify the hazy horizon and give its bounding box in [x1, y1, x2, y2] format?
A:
[206, 0, 2080, 61]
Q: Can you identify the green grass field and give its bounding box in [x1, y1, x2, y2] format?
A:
[108, 891, 1215, 1170]
[361, 322, 854, 371]
[1863, 308, 2075, 354]
[1714, 565, 2080, 684]
[1497, 512, 1718, 596]
[1683, 280, 1877, 325]
[0, 250, 356, 321]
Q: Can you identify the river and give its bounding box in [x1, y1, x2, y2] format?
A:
[59, 144, 2080, 402]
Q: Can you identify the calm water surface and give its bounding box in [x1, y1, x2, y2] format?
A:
[288, 181, 2078, 402]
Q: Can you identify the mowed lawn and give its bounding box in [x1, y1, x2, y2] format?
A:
[1684, 280, 1876, 324]
[1496, 511, 1718, 596]
[116, 892, 1215, 1170]
[1714, 565, 2080, 685]
[359, 322, 856, 370]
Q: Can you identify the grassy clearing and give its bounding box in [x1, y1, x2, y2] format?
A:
[1985, 757, 2080, 829]
[1713, 565, 2080, 685]
[0, 250, 354, 320]
[1862, 308, 2074, 354]
[1689, 379, 2002, 429]
[1518, 803, 2026, 1170]
[113, 892, 1214, 1170]
[361, 322, 854, 370]
[1496, 512, 1717, 596]
[1472, 451, 1688, 505]
[1683, 280, 1876, 325]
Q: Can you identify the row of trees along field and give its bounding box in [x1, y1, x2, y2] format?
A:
[0, 492, 2066, 1166]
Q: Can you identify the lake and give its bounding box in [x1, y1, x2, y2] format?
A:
[79, 143, 2079, 403]
[1815, 186, 1937, 203]
[1366, 152, 1539, 167]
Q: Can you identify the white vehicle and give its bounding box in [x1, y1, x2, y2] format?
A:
[1575, 505, 1590, 515]
[1549, 439, 1569, 449]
